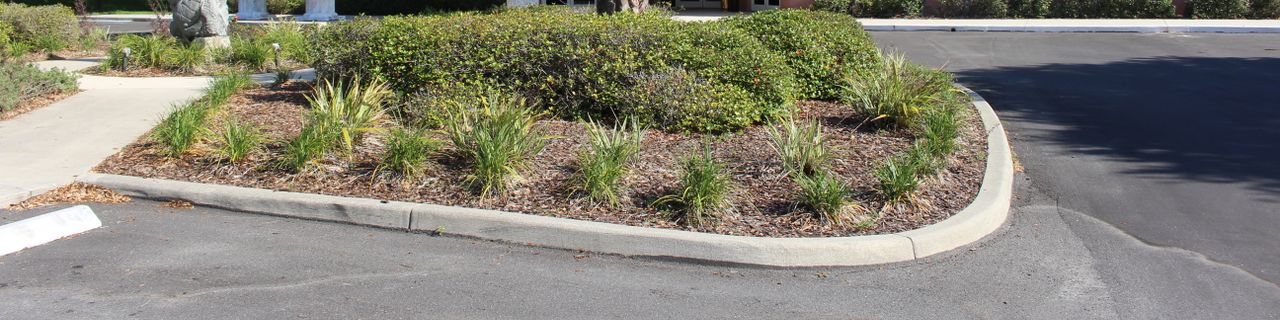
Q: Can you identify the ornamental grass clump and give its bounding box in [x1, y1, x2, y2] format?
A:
[875, 155, 922, 203]
[230, 36, 269, 70]
[795, 170, 854, 225]
[844, 52, 951, 129]
[378, 128, 440, 182]
[921, 101, 961, 158]
[281, 122, 337, 172]
[572, 119, 645, 206]
[443, 92, 547, 197]
[654, 146, 731, 227]
[163, 43, 206, 73]
[152, 102, 211, 157]
[213, 117, 261, 163]
[766, 118, 831, 177]
[306, 78, 393, 154]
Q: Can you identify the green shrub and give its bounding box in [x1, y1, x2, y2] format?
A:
[325, 9, 797, 133]
[152, 102, 211, 157]
[875, 155, 921, 202]
[266, 0, 304, 14]
[1190, 0, 1250, 18]
[724, 9, 879, 100]
[306, 78, 394, 153]
[1050, 0, 1175, 18]
[572, 120, 645, 206]
[795, 170, 853, 225]
[308, 16, 379, 82]
[930, 0, 1008, 17]
[213, 117, 261, 163]
[1007, 0, 1051, 17]
[1253, 0, 1280, 18]
[852, 0, 924, 17]
[443, 92, 548, 196]
[379, 128, 440, 181]
[766, 118, 831, 177]
[813, 0, 856, 13]
[336, 0, 502, 14]
[843, 52, 951, 129]
[615, 68, 760, 133]
[654, 145, 731, 227]
[0, 3, 79, 52]
[0, 62, 78, 111]
[281, 122, 337, 172]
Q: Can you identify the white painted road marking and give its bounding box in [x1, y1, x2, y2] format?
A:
[0, 205, 102, 256]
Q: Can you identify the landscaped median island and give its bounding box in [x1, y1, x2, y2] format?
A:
[91, 8, 993, 240]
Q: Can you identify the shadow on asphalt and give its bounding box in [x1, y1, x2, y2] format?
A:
[955, 56, 1280, 201]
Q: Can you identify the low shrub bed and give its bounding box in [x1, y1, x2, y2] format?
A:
[95, 9, 988, 237]
[0, 3, 109, 61]
[315, 8, 884, 133]
[0, 61, 79, 120]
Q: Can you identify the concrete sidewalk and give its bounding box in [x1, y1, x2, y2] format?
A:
[0, 61, 207, 207]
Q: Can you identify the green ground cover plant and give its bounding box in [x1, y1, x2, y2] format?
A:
[0, 61, 78, 112]
[101, 23, 314, 75]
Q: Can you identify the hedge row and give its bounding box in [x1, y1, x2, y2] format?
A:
[313, 8, 881, 133]
[813, 0, 1279, 18]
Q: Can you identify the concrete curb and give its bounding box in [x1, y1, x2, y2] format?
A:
[858, 20, 1280, 33]
[78, 86, 1013, 267]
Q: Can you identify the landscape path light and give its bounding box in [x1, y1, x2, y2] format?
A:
[120, 47, 132, 71]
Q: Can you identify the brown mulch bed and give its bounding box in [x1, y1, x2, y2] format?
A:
[0, 90, 80, 121]
[8, 183, 132, 211]
[94, 83, 989, 238]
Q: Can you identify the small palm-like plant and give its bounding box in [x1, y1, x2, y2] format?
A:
[795, 170, 854, 225]
[378, 128, 440, 181]
[306, 78, 394, 154]
[443, 92, 547, 196]
[844, 52, 951, 129]
[214, 117, 261, 163]
[572, 119, 645, 206]
[654, 146, 731, 227]
[766, 118, 831, 176]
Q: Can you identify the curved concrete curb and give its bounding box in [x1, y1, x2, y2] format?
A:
[78, 86, 1012, 267]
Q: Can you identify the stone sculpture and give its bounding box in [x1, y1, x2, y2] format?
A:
[169, 0, 229, 43]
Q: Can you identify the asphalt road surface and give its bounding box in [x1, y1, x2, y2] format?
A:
[872, 32, 1280, 283]
[2, 33, 1279, 319]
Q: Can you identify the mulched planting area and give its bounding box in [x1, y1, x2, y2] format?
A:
[95, 82, 989, 237]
